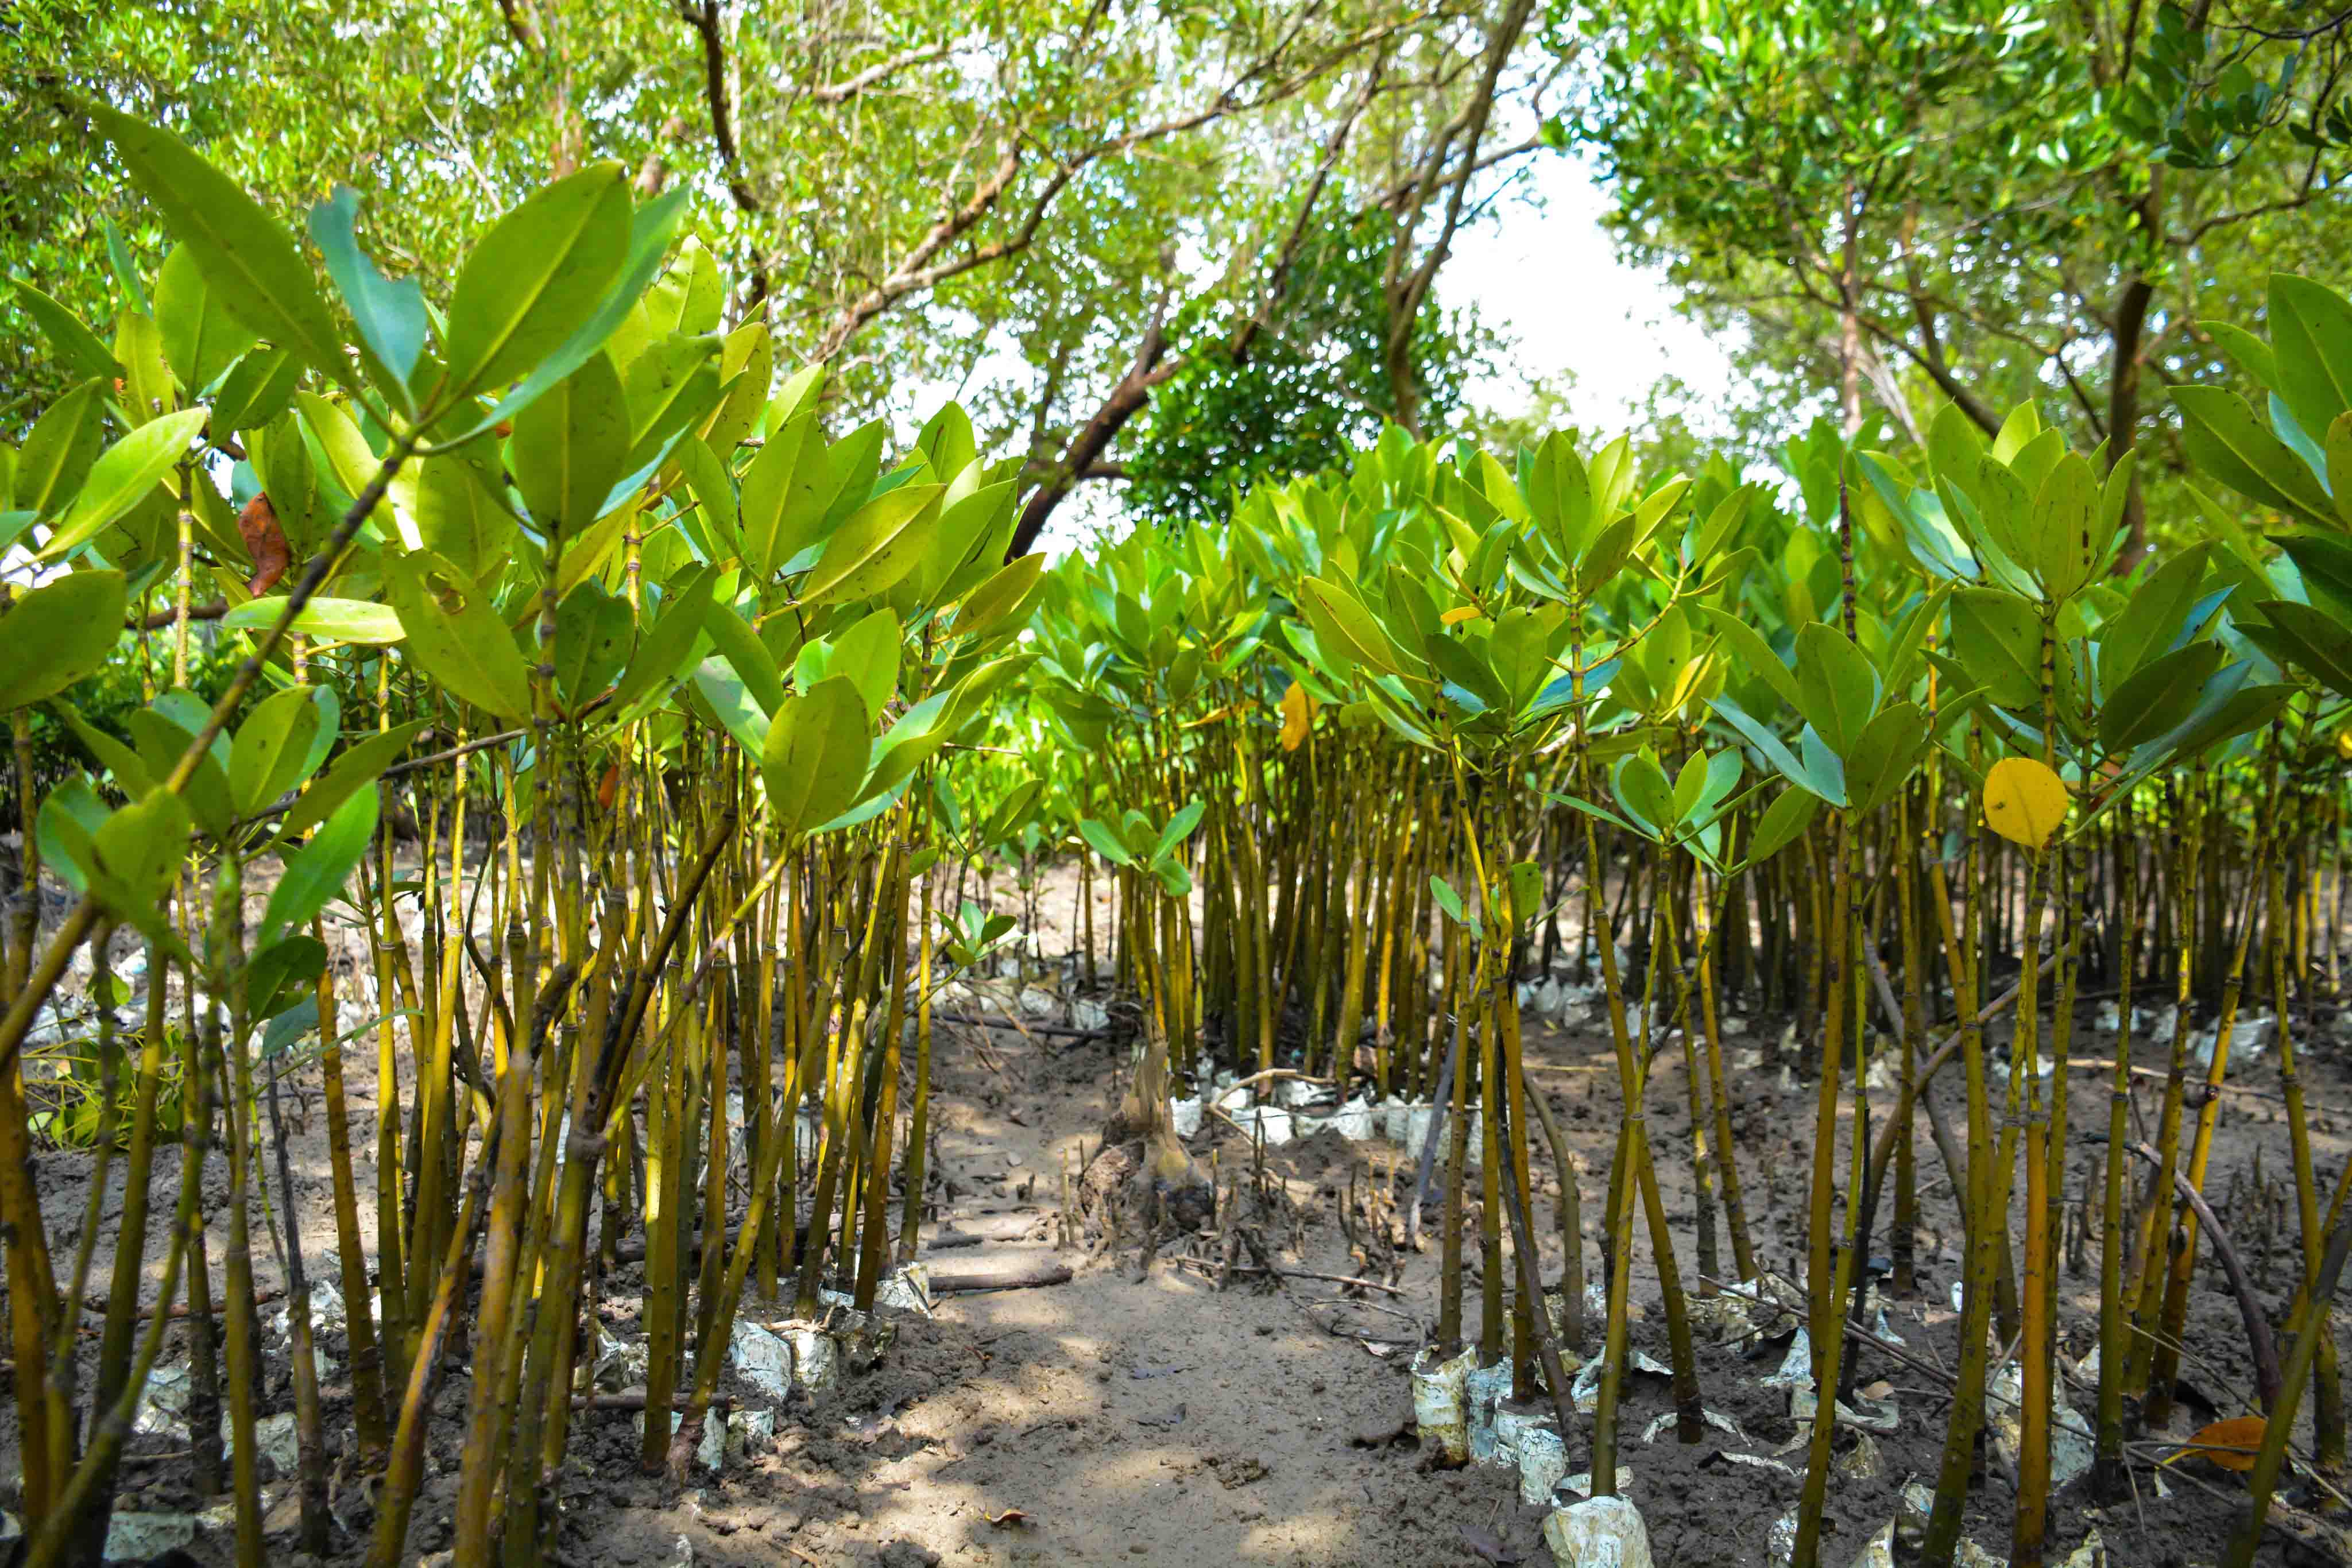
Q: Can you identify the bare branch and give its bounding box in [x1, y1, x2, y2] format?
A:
[808, 45, 951, 105]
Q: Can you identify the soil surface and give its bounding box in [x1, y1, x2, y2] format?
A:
[6, 854, 2349, 1565]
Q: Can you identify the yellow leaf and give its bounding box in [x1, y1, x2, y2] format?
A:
[1278, 680, 1314, 752]
[1440, 605, 1484, 626]
[2338, 727, 2352, 762]
[1982, 756, 2069, 849]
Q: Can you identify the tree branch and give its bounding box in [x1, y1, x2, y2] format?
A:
[678, 0, 760, 212]
[808, 45, 951, 105]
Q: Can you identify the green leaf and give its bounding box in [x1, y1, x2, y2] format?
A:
[86, 104, 358, 401]
[700, 599, 784, 717]
[384, 552, 534, 721]
[1793, 623, 1878, 755]
[274, 719, 426, 844]
[603, 566, 717, 719]
[246, 937, 327, 1023]
[1428, 874, 1468, 927]
[552, 582, 634, 710]
[125, 700, 232, 838]
[1523, 432, 1593, 558]
[1298, 574, 1413, 682]
[406, 451, 516, 582]
[220, 597, 405, 644]
[760, 675, 871, 839]
[307, 185, 428, 400]
[57, 703, 154, 797]
[799, 482, 945, 607]
[438, 164, 632, 406]
[41, 408, 207, 559]
[1077, 817, 1135, 867]
[1154, 799, 1206, 861]
[1612, 750, 1676, 838]
[2095, 544, 2208, 686]
[114, 306, 171, 427]
[2247, 598, 2352, 700]
[2269, 274, 2352, 452]
[737, 408, 823, 579]
[90, 787, 192, 936]
[0, 571, 125, 710]
[672, 438, 738, 554]
[154, 243, 258, 395]
[10, 281, 120, 383]
[2207, 321, 2277, 389]
[951, 553, 1046, 642]
[463, 186, 692, 439]
[688, 658, 768, 752]
[828, 608, 902, 720]
[2174, 384, 2335, 521]
[1742, 787, 1821, 867]
[16, 380, 105, 518]
[1697, 606, 1798, 709]
[1507, 860, 1544, 930]
[2099, 641, 2226, 754]
[510, 351, 631, 531]
[2029, 451, 2105, 603]
[36, 778, 109, 895]
[229, 684, 323, 815]
[209, 346, 301, 435]
[1842, 702, 1929, 815]
[1949, 586, 2044, 710]
[260, 788, 377, 947]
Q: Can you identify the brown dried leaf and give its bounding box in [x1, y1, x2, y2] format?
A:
[984, 1509, 1030, 1528]
[2181, 1414, 2266, 1473]
[238, 493, 292, 594]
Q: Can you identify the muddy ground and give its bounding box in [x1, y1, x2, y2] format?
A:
[5, 857, 2346, 1566]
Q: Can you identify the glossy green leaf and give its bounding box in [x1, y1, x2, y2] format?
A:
[260, 788, 377, 946]
[953, 553, 1046, 642]
[220, 597, 405, 644]
[799, 482, 944, 607]
[2269, 274, 2352, 452]
[737, 408, 823, 580]
[603, 566, 717, 719]
[701, 599, 784, 717]
[90, 787, 192, 936]
[438, 164, 632, 405]
[1743, 787, 1820, 867]
[405, 451, 516, 582]
[2029, 451, 2104, 602]
[463, 186, 690, 438]
[41, 408, 207, 559]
